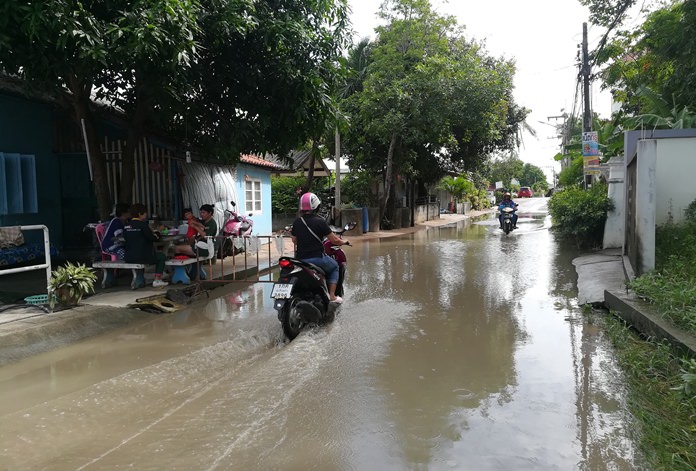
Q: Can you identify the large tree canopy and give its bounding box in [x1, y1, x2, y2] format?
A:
[589, 0, 696, 118]
[342, 0, 529, 221]
[0, 0, 200, 216]
[184, 0, 350, 160]
[0, 0, 349, 217]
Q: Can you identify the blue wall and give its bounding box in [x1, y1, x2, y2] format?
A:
[235, 163, 272, 236]
[0, 92, 64, 246]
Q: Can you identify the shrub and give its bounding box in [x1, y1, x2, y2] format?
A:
[341, 172, 377, 207]
[271, 176, 330, 214]
[557, 155, 584, 187]
[466, 188, 489, 210]
[547, 183, 613, 248]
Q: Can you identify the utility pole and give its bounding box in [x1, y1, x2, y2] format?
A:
[548, 113, 569, 170]
[582, 22, 592, 133]
[334, 127, 341, 222]
[582, 22, 593, 188]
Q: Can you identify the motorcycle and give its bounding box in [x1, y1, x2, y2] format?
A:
[271, 221, 356, 340]
[499, 206, 517, 235]
[218, 201, 254, 258]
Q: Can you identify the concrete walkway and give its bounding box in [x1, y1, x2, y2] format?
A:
[572, 249, 627, 305]
[573, 248, 696, 356]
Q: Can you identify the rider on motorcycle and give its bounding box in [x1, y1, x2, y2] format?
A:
[498, 192, 519, 229]
[291, 192, 349, 304]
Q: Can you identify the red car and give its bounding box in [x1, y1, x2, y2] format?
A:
[518, 187, 533, 198]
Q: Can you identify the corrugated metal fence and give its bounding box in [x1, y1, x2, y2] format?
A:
[102, 138, 177, 220]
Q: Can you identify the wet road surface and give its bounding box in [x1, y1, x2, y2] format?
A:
[0, 200, 645, 470]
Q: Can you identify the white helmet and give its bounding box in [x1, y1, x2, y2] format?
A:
[299, 192, 321, 211]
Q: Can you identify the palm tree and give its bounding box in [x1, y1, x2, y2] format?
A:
[340, 37, 373, 99]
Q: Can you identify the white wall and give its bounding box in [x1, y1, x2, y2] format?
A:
[603, 156, 625, 249]
[636, 140, 657, 273]
[656, 137, 696, 224]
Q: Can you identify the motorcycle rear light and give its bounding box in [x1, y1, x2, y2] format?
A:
[279, 259, 294, 269]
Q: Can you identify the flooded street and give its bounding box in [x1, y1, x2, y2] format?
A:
[0, 201, 644, 470]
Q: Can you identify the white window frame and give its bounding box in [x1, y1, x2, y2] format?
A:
[245, 178, 262, 214]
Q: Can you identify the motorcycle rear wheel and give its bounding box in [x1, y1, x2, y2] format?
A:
[280, 298, 304, 340]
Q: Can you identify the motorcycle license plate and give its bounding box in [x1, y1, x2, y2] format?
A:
[271, 283, 293, 299]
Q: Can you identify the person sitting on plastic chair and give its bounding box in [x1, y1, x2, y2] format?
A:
[102, 203, 130, 260]
[174, 204, 218, 280]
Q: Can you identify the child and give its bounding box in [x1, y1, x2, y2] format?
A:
[124, 203, 168, 288]
[183, 207, 205, 242]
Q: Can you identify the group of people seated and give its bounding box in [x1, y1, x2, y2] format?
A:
[101, 203, 218, 288]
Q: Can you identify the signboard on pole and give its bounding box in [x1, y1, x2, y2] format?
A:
[582, 131, 600, 172]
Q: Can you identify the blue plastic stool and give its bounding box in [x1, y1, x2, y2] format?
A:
[131, 269, 146, 289]
[103, 269, 117, 288]
[170, 266, 192, 285]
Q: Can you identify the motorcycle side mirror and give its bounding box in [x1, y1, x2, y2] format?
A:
[344, 221, 357, 232]
[230, 201, 236, 207]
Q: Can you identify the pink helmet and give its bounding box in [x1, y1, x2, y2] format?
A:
[299, 192, 321, 211]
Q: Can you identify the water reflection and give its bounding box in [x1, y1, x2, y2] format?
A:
[347, 215, 642, 469]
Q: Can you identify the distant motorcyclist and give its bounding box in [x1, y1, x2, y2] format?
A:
[498, 192, 519, 229]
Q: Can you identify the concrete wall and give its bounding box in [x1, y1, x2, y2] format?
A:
[655, 137, 696, 224]
[603, 156, 625, 249]
[623, 129, 696, 276]
[414, 203, 439, 223]
[341, 208, 364, 236]
[636, 140, 657, 274]
[456, 202, 472, 214]
[272, 212, 296, 232]
[398, 207, 410, 228]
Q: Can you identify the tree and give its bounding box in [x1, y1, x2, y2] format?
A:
[103, 0, 200, 205]
[0, 0, 201, 217]
[519, 163, 547, 188]
[185, 0, 350, 162]
[342, 0, 525, 225]
[487, 156, 524, 190]
[0, 1, 113, 218]
[591, 1, 696, 117]
[0, 0, 349, 218]
[557, 154, 584, 187]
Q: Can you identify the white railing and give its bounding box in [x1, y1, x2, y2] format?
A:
[0, 225, 52, 297]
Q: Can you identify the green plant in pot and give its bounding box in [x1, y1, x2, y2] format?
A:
[49, 262, 97, 306]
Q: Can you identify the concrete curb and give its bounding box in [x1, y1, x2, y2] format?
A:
[0, 306, 158, 367]
[605, 290, 696, 356]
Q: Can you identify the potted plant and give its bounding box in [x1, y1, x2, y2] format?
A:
[49, 262, 97, 306]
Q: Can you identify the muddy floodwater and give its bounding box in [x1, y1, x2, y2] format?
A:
[0, 211, 645, 470]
